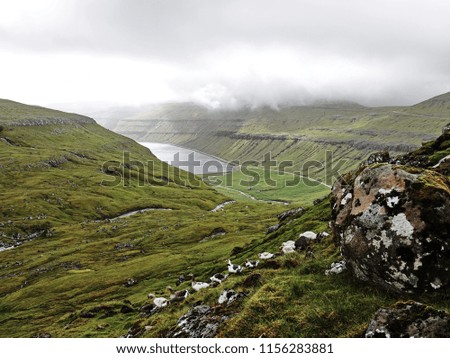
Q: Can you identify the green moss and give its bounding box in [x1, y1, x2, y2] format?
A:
[418, 169, 450, 194]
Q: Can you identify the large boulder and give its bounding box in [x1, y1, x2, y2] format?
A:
[365, 301, 450, 338]
[331, 164, 450, 293]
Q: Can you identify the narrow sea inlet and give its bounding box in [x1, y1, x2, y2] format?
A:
[140, 142, 233, 175]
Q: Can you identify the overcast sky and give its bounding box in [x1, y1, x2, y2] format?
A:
[1, 0, 450, 110]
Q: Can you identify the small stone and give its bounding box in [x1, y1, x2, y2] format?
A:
[325, 260, 346, 276]
[267, 225, 279, 234]
[123, 278, 138, 287]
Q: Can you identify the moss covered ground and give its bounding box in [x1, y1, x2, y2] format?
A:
[0, 99, 448, 338]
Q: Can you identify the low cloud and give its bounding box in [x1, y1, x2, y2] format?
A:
[1, 0, 450, 108]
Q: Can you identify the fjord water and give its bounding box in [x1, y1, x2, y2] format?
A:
[140, 142, 232, 174]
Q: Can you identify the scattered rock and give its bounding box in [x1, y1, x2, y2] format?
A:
[295, 231, 317, 251]
[123, 322, 145, 338]
[123, 278, 138, 287]
[218, 289, 245, 305]
[362, 151, 390, 166]
[31, 332, 52, 338]
[277, 207, 304, 222]
[365, 301, 450, 338]
[115, 242, 134, 250]
[79, 311, 96, 318]
[442, 123, 450, 136]
[295, 236, 309, 251]
[267, 225, 280, 234]
[313, 196, 328, 205]
[299, 231, 317, 240]
[202, 227, 227, 241]
[325, 260, 346, 276]
[316, 231, 330, 242]
[281, 240, 296, 254]
[331, 164, 450, 293]
[176, 274, 191, 286]
[244, 260, 259, 269]
[140, 304, 158, 317]
[168, 305, 228, 338]
[304, 247, 315, 258]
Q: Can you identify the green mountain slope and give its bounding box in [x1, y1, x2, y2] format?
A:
[114, 93, 450, 185]
[0, 100, 285, 337]
[0, 99, 224, 228]
[0, 99, 448, 338]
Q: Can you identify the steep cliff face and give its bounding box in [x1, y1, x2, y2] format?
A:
[331, 129, 450, 293]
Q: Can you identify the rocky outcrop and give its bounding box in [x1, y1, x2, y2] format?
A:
[331, 163, 450, 293]
[365, 301, 450, 338]
[7, 117, 95, 126]
[168, 305, 228, 338]
[277, 207, 305, 223]
[393, 127, 450, 172]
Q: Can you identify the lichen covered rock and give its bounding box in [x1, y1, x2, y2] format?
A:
[168, 305, 228, 338]
[365, 301, 450, 338]
[331, 164, 450, 293]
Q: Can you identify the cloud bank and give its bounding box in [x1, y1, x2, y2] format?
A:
[1, 0, 450, 108]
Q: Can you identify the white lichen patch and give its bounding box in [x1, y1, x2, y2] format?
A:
[359, 204, 384, 229]
[343, 229, 353, 244]
[340, 193, 353, 206]
[378, 188, 392, 195]
[391, 213, 414, 237]
[388, 265, 410, 283]
[430, 278, 442, 290]
[413, 257, 422, 270]
[386, 196, 399, 208]
[371, 237, 381, 250]
[380, 230, 392, 248]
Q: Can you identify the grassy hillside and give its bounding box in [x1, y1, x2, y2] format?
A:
[0, 99, 285, 337]
[0, 99, 448, 338]
[115, 93, 450, 184]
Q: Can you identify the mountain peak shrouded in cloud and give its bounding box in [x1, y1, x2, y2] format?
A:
[1, 0, 450, 109]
